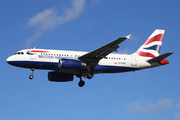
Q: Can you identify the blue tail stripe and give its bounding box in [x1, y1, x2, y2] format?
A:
[144, 45, 161, 52]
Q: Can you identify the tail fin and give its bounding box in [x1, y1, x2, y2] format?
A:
[135, 29, 165, 58]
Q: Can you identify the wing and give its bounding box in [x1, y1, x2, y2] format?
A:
[78, 35, 131, 64]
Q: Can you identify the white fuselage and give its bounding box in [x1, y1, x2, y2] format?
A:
[7, 49, 158, 75]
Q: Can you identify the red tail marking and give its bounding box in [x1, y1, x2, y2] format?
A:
[137, 51, 156, 58]
[143, 34, 164, 45]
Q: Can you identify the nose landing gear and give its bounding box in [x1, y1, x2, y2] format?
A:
[29, 68, 34, 80]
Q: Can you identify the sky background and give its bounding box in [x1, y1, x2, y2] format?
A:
[0, 0, 180, 120]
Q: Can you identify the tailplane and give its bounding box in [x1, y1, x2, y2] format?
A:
[135, 29, 165, 58]
[147, 52, 173, 65]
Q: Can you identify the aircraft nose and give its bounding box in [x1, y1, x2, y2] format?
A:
[6, 57, 10, 63]
[6, 56, 14, 65]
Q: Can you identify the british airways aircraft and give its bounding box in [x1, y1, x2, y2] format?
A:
[7, 29, 173, 87]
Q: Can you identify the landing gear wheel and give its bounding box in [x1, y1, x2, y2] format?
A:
[86, 73, 94, 79]
[78, 80, 85, 87]
[29, 68, 34, 80]
[29, 75, 33, 79]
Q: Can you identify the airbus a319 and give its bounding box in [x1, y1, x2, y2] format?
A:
[7, 29, 173, 87]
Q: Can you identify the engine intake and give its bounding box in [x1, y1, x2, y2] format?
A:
[59, 58, 86, 69]
[48, 72, 73, 82]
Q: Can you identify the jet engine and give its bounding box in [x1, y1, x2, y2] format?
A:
[48, 72, 73, 82]
[59, 58, 86, 69]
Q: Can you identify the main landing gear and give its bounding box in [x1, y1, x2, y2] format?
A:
[77, 72, 94, 87]
[29, 68, 34, 80]
[78, 76, 85, 87]
[78, 80, 85, 87]
[84, 72, 94, 79]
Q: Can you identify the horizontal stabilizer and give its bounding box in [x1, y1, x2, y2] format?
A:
[147, 52, 174, 63]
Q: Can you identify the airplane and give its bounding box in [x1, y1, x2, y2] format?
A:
[6, 29, 173, 87]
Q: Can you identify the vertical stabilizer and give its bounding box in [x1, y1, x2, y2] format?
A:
[135, 29, 165, 58]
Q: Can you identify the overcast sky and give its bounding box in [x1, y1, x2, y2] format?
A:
[0, 0, 180, 120]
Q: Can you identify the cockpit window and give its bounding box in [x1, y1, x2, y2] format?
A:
[15, 52, 24, 55]
[15, 52, 20, 54]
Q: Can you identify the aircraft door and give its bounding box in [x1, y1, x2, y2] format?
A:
[131, 56, 137, 66]
[30, 51, 36, 59]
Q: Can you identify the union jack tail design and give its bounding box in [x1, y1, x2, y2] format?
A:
[136, 29, 165, 58]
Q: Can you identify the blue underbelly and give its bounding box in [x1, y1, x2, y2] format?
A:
[94, 65, 139, 73]
[8, 61, 139, 73]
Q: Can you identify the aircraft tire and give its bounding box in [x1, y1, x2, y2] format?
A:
[29, 75, 33, 79]
[87, 73, 94, 79]
[78, 80, 85, 87]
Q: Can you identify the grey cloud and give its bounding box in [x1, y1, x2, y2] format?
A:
[26, 0, 85, 47]
[175, 112, 180, 120]
[127, 98, 173, 113]
[174, 102, 180, 109]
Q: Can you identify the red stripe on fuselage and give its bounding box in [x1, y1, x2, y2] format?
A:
[143, 34, 164, 45]
[27, 50, 49, 53]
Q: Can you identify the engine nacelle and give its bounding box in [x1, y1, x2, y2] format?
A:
[48, 72, 73, 82]
[59, 58, 86, 69]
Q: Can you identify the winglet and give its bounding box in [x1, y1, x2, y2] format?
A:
[126, 34, 131, 40]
